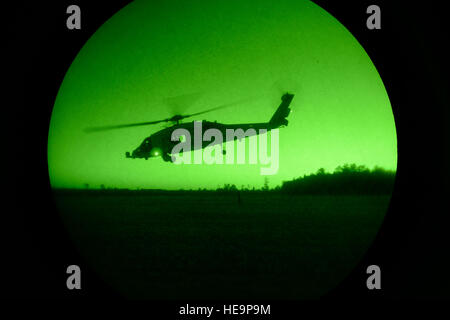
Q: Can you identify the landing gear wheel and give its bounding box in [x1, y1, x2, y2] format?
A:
[162, 152, 173, 162]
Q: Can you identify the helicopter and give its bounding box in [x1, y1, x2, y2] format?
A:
[85, 93, 294, 162]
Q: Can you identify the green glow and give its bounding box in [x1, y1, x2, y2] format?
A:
[48, 0, 397, 190]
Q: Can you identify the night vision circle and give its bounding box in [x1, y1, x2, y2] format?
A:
[48, 0, 397, 298]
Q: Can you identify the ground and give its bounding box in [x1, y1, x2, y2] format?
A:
[54, 192, 390, 299]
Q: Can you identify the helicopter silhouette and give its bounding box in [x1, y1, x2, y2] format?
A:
[85, 93, 294, 162]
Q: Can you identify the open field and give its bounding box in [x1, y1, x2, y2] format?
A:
[54, 192, 390, 299]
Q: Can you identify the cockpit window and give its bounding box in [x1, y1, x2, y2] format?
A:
[140, 138, 152, 150]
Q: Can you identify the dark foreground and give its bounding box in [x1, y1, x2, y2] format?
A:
[54, 192, 390, 299]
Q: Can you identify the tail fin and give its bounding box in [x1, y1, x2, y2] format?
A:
[269, 93, 294, 127]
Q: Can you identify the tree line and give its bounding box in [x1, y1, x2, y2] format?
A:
[280, 164, 395, 195]
[55, 164, 395, 195]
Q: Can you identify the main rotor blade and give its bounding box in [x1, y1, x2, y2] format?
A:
[184, 96, 255, 118]
[84, 119, 169, 133]
[84, 96, 256, 133]
[164, 92, 203, 116]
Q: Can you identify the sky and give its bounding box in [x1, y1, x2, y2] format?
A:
[48, 0, 397, 190]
